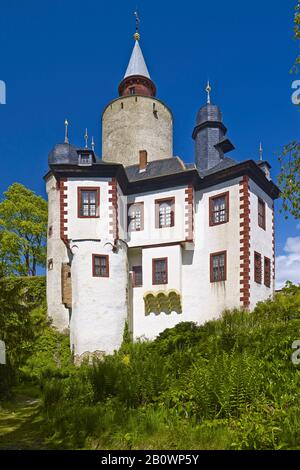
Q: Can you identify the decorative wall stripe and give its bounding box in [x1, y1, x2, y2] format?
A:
[108, 178, 119, 239]
[59, 178, 68, 245]
[239, 176, 251, 308]
[185, 185, 194, 242]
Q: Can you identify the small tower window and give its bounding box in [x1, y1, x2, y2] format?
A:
[48, 226, 53, 237]
[129, 86, 136, 95]
[48, 259, 53, 270]
[92, 254, 109, 278]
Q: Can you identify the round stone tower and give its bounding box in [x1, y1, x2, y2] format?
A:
[102, 34, 173, 166]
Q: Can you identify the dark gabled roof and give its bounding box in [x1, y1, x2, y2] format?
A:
[199, 157, 238, 177]
[45, 155, 280, 200]
[125, 157, 187, 182]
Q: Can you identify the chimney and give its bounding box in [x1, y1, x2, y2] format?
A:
[139, 150, 148, 172]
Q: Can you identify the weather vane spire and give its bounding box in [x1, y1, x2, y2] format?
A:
[134, 9, 140, 41]
[84, 128, 88, 149]
[259, 142, 263, 161]
[64, 119, 69, 144]
[206, 80, 212, 105]
[91, 136, 95, 152]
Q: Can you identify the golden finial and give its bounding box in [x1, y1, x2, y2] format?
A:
[64, 119, 69, 144]
[134, 10, 140, 41]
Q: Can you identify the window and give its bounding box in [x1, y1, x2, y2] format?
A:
[254, 252, 262, 284]
[48, 226, 53, 237]
[78, 187, 99, 218]
[78, 153, 92, 166]
[264, 257, 271, 288]
[128, 203, 144, 231]
[155, 198, 175, 228]
[209, 192, 229, 226]
[132, 266, 143, 287]
[47, 259, 53, 270]
[210, 251, 227, 282]
[92, 254, 109, 277]
[129, 87, 135, 95]
[152, 258, 168, 285]
[258, 198, 266, 230]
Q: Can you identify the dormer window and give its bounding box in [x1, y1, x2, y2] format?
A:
[78, 153, 92, 166]
[129, 86, 136, 95]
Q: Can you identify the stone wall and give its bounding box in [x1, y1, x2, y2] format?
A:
[102, 95, 173, 166]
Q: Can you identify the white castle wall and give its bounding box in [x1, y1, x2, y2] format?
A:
[130, 178, 242, 341]
[70, 239, 128, 358]
[46, 168, 275, 355]
[66, 177, 111, 240]
[126, 186, 186, 247]
[46, 174, 70, 331]
[249, 179, 274, 308]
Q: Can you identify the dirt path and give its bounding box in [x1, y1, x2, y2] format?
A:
[0, 385, 58, 450]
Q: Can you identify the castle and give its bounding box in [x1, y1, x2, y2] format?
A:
[45, 30, 280, 363]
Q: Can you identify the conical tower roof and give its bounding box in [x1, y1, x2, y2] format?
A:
[118, 35, 156, 97]
[124, 40, 150, 79]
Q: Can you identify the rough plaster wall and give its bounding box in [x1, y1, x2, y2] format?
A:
[46, 175, 70, 331]
[132, 244, 183, 341]
[102, 96, 173, 166]
[67, 178, 111, 240]
[70, 240, 128, 357]
[249, 179, 274, 308]
[126, 187, 186, 247]
[131, 179, 242, 341]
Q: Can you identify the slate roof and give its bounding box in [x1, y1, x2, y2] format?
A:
[124, 156, 239, 181]
[125, 157, 187, 182]
[198, 157, 239, 177]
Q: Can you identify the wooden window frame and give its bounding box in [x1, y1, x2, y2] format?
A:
[152, 257, 168, 285]
[127, 202, 144, 232]
[92, 254, 109, 278]
[132, 266, 143, 287]
[209, 191, 230, 227]
[210, 251, 227, 283]
[264, 256, 271, 288]
[78, 187, 100, 218]
[254, 251, 262, 284]
[155, 197, 175, 229]
[258, 197, 266, 230]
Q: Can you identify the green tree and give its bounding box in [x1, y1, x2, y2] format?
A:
[278, 2, 300, 219]
[0, 183, 48, 276]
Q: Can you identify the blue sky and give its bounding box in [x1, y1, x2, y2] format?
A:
[0, 0, 299, 285]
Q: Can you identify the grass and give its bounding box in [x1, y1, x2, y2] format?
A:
[0, 383, 64, 450]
